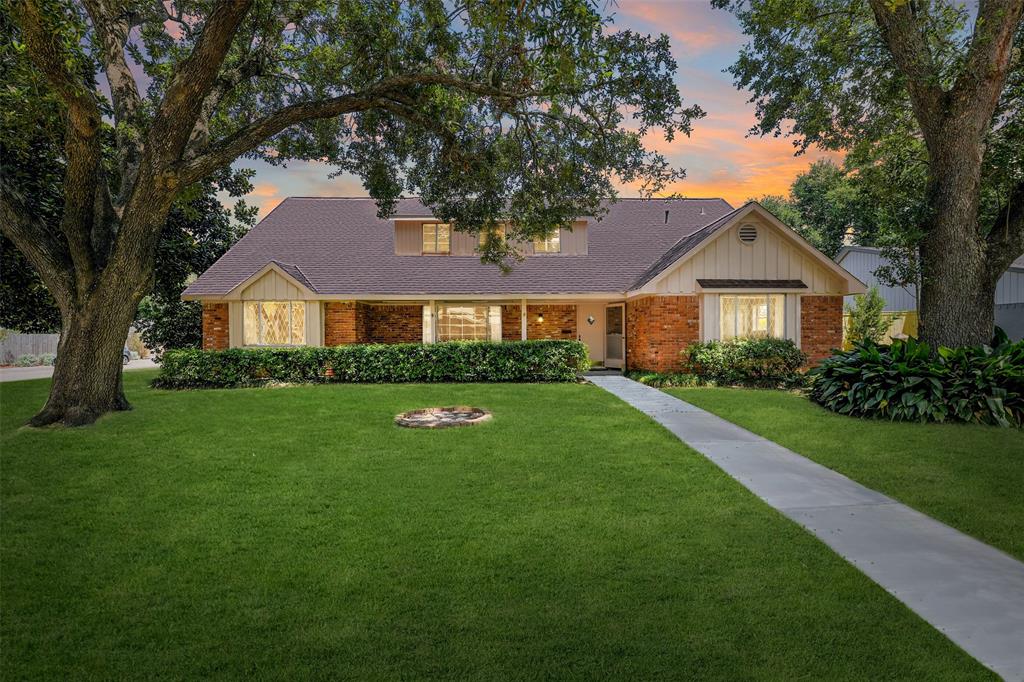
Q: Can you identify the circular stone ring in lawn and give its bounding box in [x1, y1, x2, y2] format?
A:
[394, 406, 492, 429]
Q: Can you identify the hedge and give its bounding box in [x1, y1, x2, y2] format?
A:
[153, 340, 590, 388]
[809, 331, 1024, 427]
[684, 338, 808, 387]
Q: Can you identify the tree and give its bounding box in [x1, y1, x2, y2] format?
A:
[845, 286, 893, 344]
[2, 1, 700, 426]
[715, 0, 1024, 349]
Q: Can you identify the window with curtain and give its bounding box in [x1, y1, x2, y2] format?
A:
[719, 295, 784, 341]
[435, 305, 501, 341]
[478, 224, 505, 247]
[243, 301, 306, 346]
[422, 223, 451, 254]
[533, 230, 560, 253]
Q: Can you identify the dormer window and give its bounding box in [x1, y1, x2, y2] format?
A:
[479, 224, 506, 247]
[533, 230, 561, 254]
[422, 223, 451, 254]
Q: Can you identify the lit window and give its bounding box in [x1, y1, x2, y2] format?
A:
[479, 224, 506, 247]
[435, 305, 501, 341]
[243, 301, 306, 346]
[422, 223, 451, 254]
[533, 230, 560, 254]
[720, 295, 784, 341]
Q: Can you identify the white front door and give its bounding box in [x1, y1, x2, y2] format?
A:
[605, 303, 625, 368]
[576, 302, 606, 364]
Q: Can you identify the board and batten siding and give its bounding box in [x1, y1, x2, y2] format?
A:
[239, 269, 315, 301]
[649, 218, 845, 295]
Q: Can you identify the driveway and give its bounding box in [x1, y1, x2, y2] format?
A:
[0, 358, 159, 383]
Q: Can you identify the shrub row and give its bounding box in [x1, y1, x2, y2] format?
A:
[153, 340, 590, 388]
[810, 332, 1024, 427]
[625, 371, 705, 388]
[684, 338, 808, 387]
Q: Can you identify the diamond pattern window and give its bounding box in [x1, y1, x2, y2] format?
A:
[243, 301, 306, 346]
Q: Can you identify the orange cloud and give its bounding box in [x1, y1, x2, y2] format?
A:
[615, 1, 739, 54]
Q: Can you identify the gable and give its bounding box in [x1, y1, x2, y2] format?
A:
[633, 206, 865, 296]
[238, 267, 316, 300]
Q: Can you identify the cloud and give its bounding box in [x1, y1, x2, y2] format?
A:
[615, 1, 740, 55]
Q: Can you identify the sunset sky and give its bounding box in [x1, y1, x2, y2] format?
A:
[234, 0, 839, 218]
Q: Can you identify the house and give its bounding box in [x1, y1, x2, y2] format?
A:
[835, 246, 1024, 342]
[183, 198, 866, 371]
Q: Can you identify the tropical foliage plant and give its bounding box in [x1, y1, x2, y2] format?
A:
[809, 332, 1024, 427]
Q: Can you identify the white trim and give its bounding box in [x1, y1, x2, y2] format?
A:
[215, 262, 317, 301]
[520, 298, 527, 340]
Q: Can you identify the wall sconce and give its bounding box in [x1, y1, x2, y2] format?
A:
[586, 315, 595, 325]
[537, 312, 545, 323]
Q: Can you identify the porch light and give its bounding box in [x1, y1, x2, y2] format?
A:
[586, 315, 595, 325]
[537, 312, 544, 323]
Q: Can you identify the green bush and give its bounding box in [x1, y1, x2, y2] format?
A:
[625, 371, 705, 388]
[153, 340, 590, 389]
[13, 354, 40, 367]
[684, 338, 807, 387]
[809, 331, 1024, 427]
[844, 286, 893, 345]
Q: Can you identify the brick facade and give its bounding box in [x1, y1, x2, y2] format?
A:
[201, 303, 229, 350]
[800, 295, 844, 365]
[526, 305, 576, 340]
[362, 304, 422, 344]
[501, 304, 523, 341]
[625, 295, 700, 372]
[324, 301, 359, 345]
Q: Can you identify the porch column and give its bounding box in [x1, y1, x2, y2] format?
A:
[520, 298, 527, 340]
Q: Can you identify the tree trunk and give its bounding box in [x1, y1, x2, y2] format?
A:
[29, 291, 141, 427]
[916, 134, 995, 349]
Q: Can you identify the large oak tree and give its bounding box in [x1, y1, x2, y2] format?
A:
[1, 0, 700, 426]
[715, 0, 1023, 348]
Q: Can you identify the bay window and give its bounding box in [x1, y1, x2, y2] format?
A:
[243, 301, 306, 346]
[720, 294, 784, 341]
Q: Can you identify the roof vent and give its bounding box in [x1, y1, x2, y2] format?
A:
[699, 206, 706, 215]
[664, 209, 670, 224]
[738, 224, 759, 244]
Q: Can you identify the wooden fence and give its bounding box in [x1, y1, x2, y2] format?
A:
[0, 333, 60, 365]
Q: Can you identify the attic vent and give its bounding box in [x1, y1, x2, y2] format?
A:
[738, 224, 759, 244]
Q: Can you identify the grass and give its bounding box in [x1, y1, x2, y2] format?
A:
[667, 387, 1024, 561]
[1, 371, 993, 680]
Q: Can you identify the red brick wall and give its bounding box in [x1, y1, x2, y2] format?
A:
[501, 305, 523, 341]
[526, 305, 576, 340]
[201, 303, 229, 350]
[625, 295, 700, 372]
[362, 305, 422, 344]
[801, 295, 843, 365]
[324, 302, 358, 345]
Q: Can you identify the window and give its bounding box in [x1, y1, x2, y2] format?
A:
[720, 295, 784, 341]
[479, 224, 505, 247]
[533, 230, 560, 254]
[243, 301, 306, 346]
[422, 223, 451, 254]
[435, 305, 502, 341]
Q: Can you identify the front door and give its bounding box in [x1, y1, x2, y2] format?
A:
[576, 302, 605, 364]
[605, 303, 625, 368]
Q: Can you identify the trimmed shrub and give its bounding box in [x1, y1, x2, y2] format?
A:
[153, 340, 590, 388]
[684, 338, 807, 387]
[809, 332, 1024, 427]
[625, 371, 705, 388]
[14, 354, 40, 367]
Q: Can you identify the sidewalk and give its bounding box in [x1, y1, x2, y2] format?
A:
[588, 373, 1024, 681]
[0, 358, 159, 383]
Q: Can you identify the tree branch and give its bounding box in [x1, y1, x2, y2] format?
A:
[0, 189, 75, 311]
[986, 180, 1024, 279]
[951, 0, 1024, 134]
[866, 0, 947, 140]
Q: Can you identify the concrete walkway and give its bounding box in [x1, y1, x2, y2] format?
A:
[588, 374, 1024, 681]
[0, 358, 158, 383]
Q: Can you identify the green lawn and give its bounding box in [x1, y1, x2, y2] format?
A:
[1, 372, 992, 679]
[667, 387, 1024, 561]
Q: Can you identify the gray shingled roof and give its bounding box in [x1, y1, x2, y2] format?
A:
[184, 196, 736, 297]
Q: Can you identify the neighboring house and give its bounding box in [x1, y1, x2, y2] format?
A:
[835, 246, 1024, 342]
[183, 198, 866, 371]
